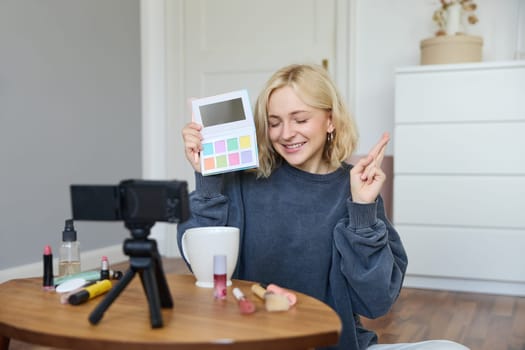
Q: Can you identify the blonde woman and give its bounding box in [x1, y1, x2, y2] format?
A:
[179, 64, 467, 350]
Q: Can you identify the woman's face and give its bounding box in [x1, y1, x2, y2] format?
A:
[267, 86, 333, 174]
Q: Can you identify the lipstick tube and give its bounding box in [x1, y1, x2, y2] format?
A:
[100, 256, 110, 280]
[42, 245, 54, 291]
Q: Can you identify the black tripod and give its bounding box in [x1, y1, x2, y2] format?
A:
[88, 222, 173, 328]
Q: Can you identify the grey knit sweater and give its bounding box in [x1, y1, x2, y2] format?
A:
[177, 162, 408, 349]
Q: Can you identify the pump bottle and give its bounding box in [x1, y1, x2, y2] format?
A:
[59, 219, 81, 276]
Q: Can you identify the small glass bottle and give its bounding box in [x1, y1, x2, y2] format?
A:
[213, 255, 227, 300]
[59, 219, 81, 276]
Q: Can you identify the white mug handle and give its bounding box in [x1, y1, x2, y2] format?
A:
[181, 232, 190, 264]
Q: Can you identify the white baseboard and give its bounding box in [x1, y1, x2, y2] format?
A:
[404, 274, 525, 296]
[0, 244, 126, 283]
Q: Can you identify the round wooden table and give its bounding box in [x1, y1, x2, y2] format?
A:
[0, 274, 341, 349]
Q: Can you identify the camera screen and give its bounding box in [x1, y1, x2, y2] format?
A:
[70, 185, 120, 221]
[199, 97, 246, 127]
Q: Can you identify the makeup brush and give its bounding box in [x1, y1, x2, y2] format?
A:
[265, 283, 297, 306]
[251, 283, 292, 312]
[232, 287, 256, 315]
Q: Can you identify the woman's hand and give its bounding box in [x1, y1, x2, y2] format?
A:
[350, 132, 390, 204]
[181, 121, 203, 173]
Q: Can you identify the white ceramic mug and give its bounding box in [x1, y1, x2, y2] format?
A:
[181, 226, 240, 288]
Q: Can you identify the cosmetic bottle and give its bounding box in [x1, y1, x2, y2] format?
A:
[213, 255, 227, 300]
[59, 219, 81, 276]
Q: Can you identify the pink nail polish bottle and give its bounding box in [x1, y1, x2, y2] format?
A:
[213, 255, 227, 300]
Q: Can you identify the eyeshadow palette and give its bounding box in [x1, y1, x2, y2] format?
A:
[192, 90, 259, 176]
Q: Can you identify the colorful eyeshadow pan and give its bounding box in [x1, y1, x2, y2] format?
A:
[201, 133, 257, 175]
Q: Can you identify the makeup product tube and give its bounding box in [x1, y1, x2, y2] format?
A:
[56, 278, 88, 294]
[68, 279, 112, 305]
[213, 255, 227, 300]
[42, 245, 54, 291]
[100, 256, 110, 280]
[54, 269, 122, 286]
[233, 287, 256, 315]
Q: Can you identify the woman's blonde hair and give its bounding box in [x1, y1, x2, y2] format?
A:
[254, 63, 359, 178]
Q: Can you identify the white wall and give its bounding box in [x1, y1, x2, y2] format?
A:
[155, 0, 524, 256]
[4, 0, 521, 280]
[0, 0, 141, 277]
[353, 0, 523, 154]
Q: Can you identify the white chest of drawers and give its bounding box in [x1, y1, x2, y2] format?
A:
[393, 61, 525, 296]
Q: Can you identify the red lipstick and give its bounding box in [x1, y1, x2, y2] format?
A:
[42, 245, 54, 291]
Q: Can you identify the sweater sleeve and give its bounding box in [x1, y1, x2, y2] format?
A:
[176, 172, 230, 262]
[333, 195, 408, 318]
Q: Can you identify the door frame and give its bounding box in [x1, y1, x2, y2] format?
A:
[140, 0, 357, 256]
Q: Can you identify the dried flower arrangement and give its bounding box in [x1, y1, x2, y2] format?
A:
[432, 0, 479, 36]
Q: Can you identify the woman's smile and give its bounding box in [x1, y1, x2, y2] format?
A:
[282, 141, 306, 151]
[267, 86, 333, 174]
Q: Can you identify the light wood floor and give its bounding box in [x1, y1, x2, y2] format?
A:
[9, 258, 525, 350]
[361, 287, 525, 350]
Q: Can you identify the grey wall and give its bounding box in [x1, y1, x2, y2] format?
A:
[0, 0, 141, 269]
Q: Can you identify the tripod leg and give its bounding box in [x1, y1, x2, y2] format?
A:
[152, 246, 173, 308]
[88, 268, 135, 325]
[140, 266, 163, 328]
